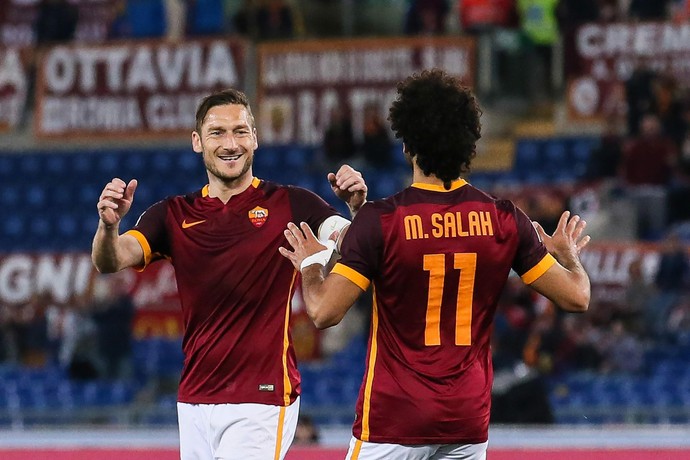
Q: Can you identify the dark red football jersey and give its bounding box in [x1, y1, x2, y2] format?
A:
[125, 178, 340, 406]
[332, 179, 555, 444]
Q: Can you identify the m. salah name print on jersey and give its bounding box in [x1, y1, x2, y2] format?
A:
[403, 211, 494, 240]
[248, 206, 269, 227]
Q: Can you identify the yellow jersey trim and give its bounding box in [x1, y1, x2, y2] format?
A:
[351, 439, 363, 459]
[201, 177, 260, 198]
[124, 229, 152, 271]
[273, 406, 286, 460]
[332, 263, 370, 291]
[411, 179, 467, 192]
[281, 270, 298, 405]
[521, 253, 557, 285]
[360, 289, 379, 442]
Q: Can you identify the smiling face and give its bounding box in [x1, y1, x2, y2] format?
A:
[192, 103, 259, 188]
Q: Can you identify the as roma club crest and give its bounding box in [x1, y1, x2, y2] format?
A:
[248, 206, 269, 228]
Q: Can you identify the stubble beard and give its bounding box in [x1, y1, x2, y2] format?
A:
[204, 149, 254, 186]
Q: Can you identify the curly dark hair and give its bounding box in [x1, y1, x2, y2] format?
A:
[388, 69, 482, 188]
[195, 88, 255, 134]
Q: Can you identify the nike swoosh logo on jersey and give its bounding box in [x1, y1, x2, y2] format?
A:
[182, 219, 206, 229]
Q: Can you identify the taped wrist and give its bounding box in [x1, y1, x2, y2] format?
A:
[300, 240, 336, 272]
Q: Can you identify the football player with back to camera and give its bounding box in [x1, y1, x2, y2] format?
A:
[92, 88, 367, 460]
[280, 69, 591, 460]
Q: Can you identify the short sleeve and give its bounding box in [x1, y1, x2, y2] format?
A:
[288, 186, 342, 234]
[509, 202, 556, 284]
[123, 199, 170, 270]
[332, 202, 384, 289]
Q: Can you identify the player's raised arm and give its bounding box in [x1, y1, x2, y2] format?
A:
[92, 178, 144, 273]
[279, 222, 364, 329]
[328, 164, 367, 218]
[529, 211, 591, 312]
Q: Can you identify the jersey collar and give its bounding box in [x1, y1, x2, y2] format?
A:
[411, 179, 467, 192]
[201, 177, 261, 197]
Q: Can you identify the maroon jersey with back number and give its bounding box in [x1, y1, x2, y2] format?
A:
[125, 178, 339, 406]
[332, 180, 555, 444]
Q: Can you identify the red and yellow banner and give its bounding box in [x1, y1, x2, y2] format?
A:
[257, 36, 475, 145]
[34, 38, 247, 139]
[0, 48, 28, 132]
[565, 20, 690, 121]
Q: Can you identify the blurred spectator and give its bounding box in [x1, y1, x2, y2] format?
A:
[628, 0, 671, 20]
[360, 103, 393, 169]
[108, 0, 131, 39]
[599, 320, 645, 374]
[459, 0, 518, 33]
[586, 115, 623, 180]
[13, 292, 51, 367]
[667, 298, 690, 343]
[621, 257, 655, 335]
[257, 0, 297, 40]
[234, 0, 257, 37]
[35, 0, 78, 46]
[558, 315, 603, 371]
[621, 114, 677, 187]
[166, 0, 187, 40]
[599, 0, 625, 22]
[516, 0, 560, 102]
[671, 0, 690, 22]
[322, 105, 357, 169]
[668, 130, 690, 224]
[620, 113, 677, 238]
[236, 0, 297, 40]
[293, 414, 320, 445]
[555, 0, 599, 25]
[625, 66, 658, 136]
[46, 298, 101, 380]
[645, 232, 690, 339]
[404, 0, 450, 35]
[556, 0, 599, 76]
[91, 274, 135, 380]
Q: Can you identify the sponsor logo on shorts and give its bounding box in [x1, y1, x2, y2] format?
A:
[258, 384, 275, 392]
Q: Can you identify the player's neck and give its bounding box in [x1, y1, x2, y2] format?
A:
[411, 164, 445, 187]
[207, 172, 254, 203]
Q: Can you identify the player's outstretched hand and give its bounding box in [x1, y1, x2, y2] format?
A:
[328, 165, 367, 217]
[97, 178, 137, 228]
[533, 211, 590, 259]
[279, 222, 327, 270]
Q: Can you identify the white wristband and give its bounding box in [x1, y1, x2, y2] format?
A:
[300, 240, 336, 272]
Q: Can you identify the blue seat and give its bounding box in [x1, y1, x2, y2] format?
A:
[26, 185, 46, 207]
[255, 146, 283, 171]
[0, 156, 17, 179]
[19, 155, 41, 176]
[125, 153, 147, 175]
[372, 174, 399, 199]
[284, 147, 312, 170]
[126, 0, 166, 38]
[57, 215, 79, 236]
[71, 154, 95, 175]
[98, 152, 122, 174]
[187, 0, 225, 35]
[0, 185, 19, 206]
[569, 138, 596, 177]
[29, 216, 51, 237]
[513, 141, 541, 172]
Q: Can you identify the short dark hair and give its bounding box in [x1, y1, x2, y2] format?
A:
[195, 88, 255, 134]
[388, 69, 482, 187]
